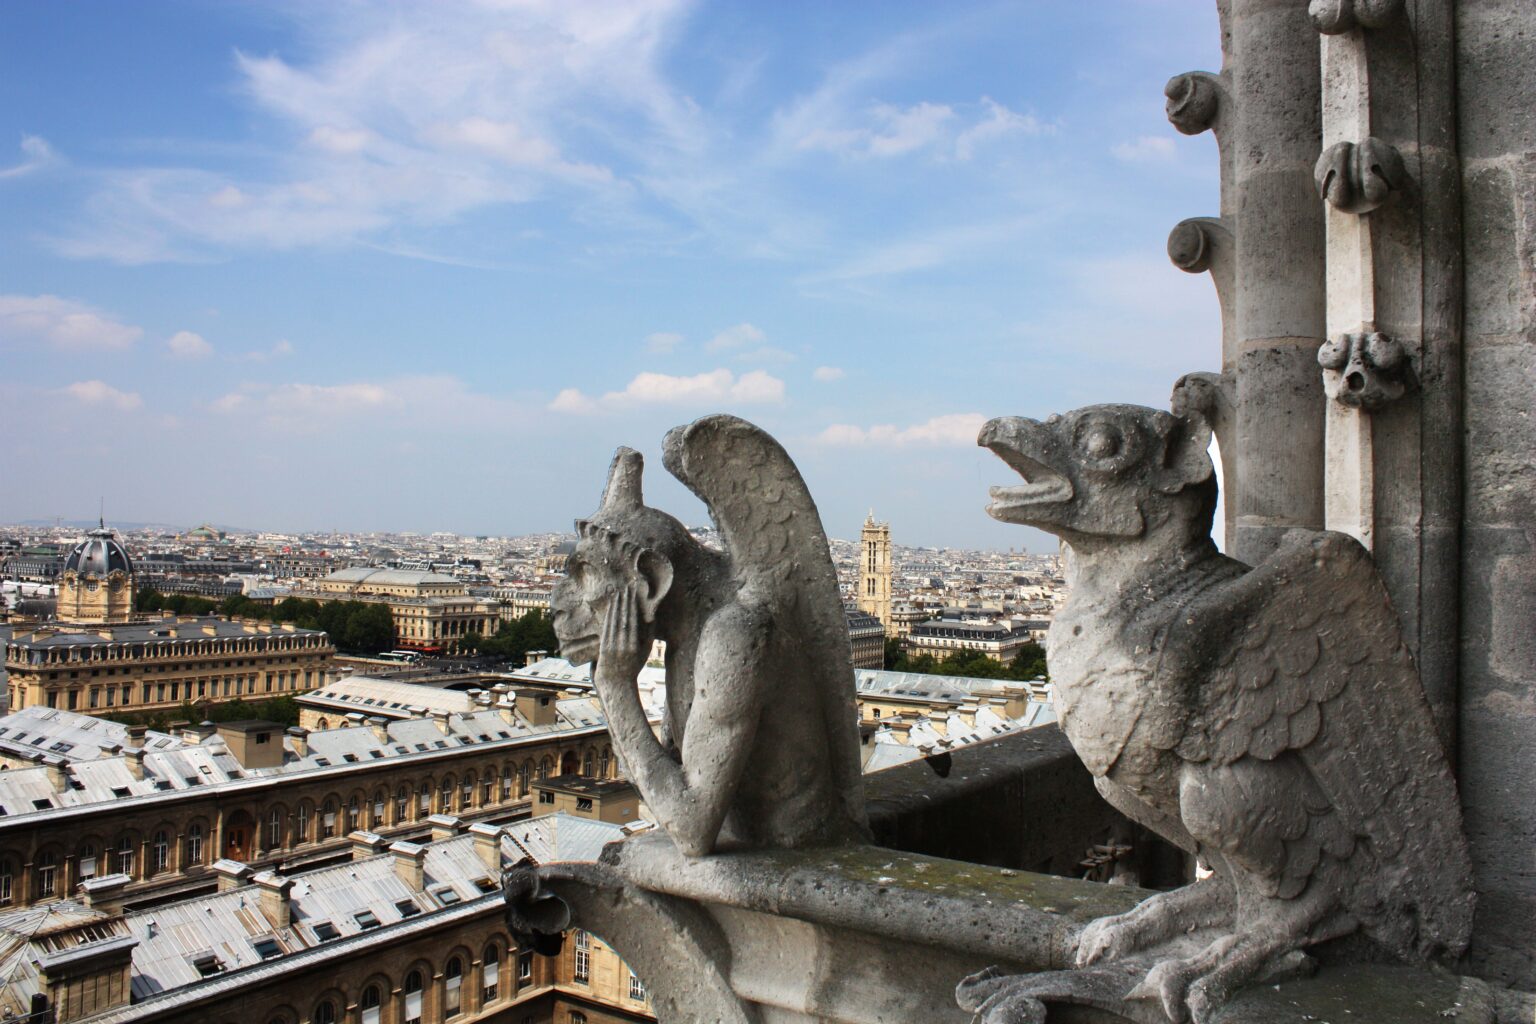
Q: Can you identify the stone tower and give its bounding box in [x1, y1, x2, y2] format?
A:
[56, 521, 134, 624]
[857, 511, 891, 633]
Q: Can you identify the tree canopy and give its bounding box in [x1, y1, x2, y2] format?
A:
[135, 588, 396, 655]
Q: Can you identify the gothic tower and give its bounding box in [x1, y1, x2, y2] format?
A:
[857, 511, 891, 634]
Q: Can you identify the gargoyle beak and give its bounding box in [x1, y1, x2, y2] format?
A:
[979, 416, 1074, 524]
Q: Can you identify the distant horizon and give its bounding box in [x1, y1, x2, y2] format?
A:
[1, 515, 1058, 556]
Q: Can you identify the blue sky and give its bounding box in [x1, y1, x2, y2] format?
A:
[0, 0, 1223, 549]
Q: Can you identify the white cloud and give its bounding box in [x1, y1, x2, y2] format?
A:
[60, 380, 142, 411]
[210, 375, 522, 432]
[645, 331, 683, 354]
[0, 135, 57, 179]
[816, 412, 986, 447]
[55, 1, 692, 261]
[236, 339, 295, 362]
[166, 330, 213, 359]
[1111, 135, 1177, 163]
[813, 366, 845, 382]
[550, 367, 785, 413]
[798, 101, 955, 159]
[737, 346, 795, 365]
[0, 294, 142, 350]
[706, 322, 765, 352]
[955, 98, 1047, 160]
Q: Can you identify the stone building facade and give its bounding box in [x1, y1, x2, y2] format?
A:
[55, 525, 135, 625]
[0, 704, 619, 916]
[2, 617, 334, 715]
[304, 569, 500, 655]
[903, 618, 1033, 664]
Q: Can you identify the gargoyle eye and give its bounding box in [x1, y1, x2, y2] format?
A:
[1082, 424, 1121, 458]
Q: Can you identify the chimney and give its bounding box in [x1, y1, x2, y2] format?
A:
[344, 712, 365, 729]
[390, 841, 427, 890]
[287, 726, 309, 758]
[126, 725, 147, 744]
[42, 756, 68, 793]
[78, 873, 131, 915]
[467, 822, 503, 872]
[123, 746, 146, 781]
[366, 716, 390, 743]
[251, 871, 292, 930]
[514, 689, 557, 727]
[213, 859, 253, 891]
[426, 814, 461, 842]
[349, 830, 389, 861]
[202, 624, 217, 637]
[524, 650, 547, 667]
[431, 711, 453, 735]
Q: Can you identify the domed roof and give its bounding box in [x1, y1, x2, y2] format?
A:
[64, 525, 134, 577]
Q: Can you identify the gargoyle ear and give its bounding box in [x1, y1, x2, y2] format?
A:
[1157, 410, 1214, 494]
[632, 549, 674, 624]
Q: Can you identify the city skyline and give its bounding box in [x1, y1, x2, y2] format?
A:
[0, 1, 1223, 550]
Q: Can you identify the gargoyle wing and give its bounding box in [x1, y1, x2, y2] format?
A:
[662, 414, 866, 825]
[1174, 530, 1473, 962]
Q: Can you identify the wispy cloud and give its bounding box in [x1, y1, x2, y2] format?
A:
[817, 412, 985, 447]
[1111, 135, 1176, 163]
[210, 375, 524, 431]
[54, 0, 694, 262]
[813, 365, 845, 382]
[60, 380, 142, 411]
[234, 339, 295, 362]
[645, 331, 684, 354]
[0, 135, 57, 180]
[166, 330, 213, 359]
[549, 367, 785, 413]
[705, 322, 766, 352]
[0, 294, 142, 350]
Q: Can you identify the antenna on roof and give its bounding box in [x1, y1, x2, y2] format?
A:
[99, 497, 105, 530]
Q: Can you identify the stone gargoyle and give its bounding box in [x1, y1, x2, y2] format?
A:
[959, 404, 1473, 1024]
[550, 413, 869, 857]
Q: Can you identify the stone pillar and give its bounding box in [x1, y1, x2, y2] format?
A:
[1312, 0, 1463, 750]
[1454, 0, 1536, 990]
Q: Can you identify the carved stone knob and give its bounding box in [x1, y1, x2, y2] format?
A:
[1167, 220, 1212, 273]
[1315, 138, 1406, 214]
[1318, 332, 1413, 409]
[1165, 72, 1221, 136]
[1309, 0, 1403, 34]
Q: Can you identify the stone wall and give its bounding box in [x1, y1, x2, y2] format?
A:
[1456, 0, 1536, 989]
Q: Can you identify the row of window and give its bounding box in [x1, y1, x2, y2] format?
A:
[0, 747, 618, 906]
[266, 946, 533, 1024]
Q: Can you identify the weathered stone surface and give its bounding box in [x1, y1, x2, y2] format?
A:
[550, 414, 868, 857]
[975, 405, 1474, 1023]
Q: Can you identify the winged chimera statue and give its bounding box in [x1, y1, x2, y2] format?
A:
[550, 413, 868, 856]
[960, 404, 1474, 1024]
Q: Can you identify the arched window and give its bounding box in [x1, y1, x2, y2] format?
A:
[78, 842, 98, 882]
[482, 945, 501, 1002]
[403, 970, 424, 1024]
[360, 985, 382, 1024]
[481, 772, 493, 805]
[461, 774, 473, 807]
[396, 786, 409, 822]
[347, 796, 361, 832]
[312, 1000, 336, 1024]
[418, 781, 432, 814]
[151, 831, 169, 874]
[440, 775, 454, 812]
[598, 747, 611, 779]
[573, 930, 591, 984]
[518, 762, 531, 797]
[571, 1013, 587, 1024]
[0, 856, 12, 905]
[296, 804, 311, 845]
[500, 766, 512, 800]
[538, 756, 552, 780]
[184, 821, 206, 866]
[582, 750, 595, 777]
[372, 789, 386, 826]
[444, 957, 463, 1017]
[321, 798, 338, 839]
[35, 850, 57, 898]
[266, 809, 283, 849]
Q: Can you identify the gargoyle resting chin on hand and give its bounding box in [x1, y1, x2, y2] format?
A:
[551, 414, 869, 858]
